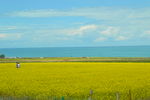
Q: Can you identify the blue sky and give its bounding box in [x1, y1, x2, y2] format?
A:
[0, 0, 150, 48]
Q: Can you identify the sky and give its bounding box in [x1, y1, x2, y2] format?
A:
[0, 0, 150, 48]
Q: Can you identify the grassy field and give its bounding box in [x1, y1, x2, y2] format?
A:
[1, 57, 150, 63]
[0, 62, 150, 100]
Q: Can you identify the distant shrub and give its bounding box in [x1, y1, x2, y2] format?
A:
[0, 54, 5, 58]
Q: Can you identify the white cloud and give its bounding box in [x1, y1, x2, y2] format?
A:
[96, 26, 131, 41]
[94, 37, 107, 42]
[0, 34, 8, 38]
[5, 7, 150, 43]
[0, 33, 21, 40]
[8, 9, 76, 18]
[65, 24, 98, 36]
[79, 24, 97, 31]
[7, 7, 150, 21]
[15, 34, 22, 39]
[100, 27, 119, 36]
[28, 24, 132, 42]
[0, 26, 17, 30]
[141, 30, 150, 38]
[56, 37, 71, 40]
[144, 31, 150, 35]
[115, 36, 129, 41]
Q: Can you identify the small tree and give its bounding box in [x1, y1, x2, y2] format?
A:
[0, 54, 5, 58]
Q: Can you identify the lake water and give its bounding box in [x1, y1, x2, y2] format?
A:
[0, 46, 150, 57]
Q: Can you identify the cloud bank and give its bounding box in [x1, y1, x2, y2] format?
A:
[1, 7, 150, 47]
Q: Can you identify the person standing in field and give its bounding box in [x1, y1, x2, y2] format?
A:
[16, 62, 20, 68]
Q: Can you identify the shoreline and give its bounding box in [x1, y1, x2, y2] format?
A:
[1, 57, 150, 63]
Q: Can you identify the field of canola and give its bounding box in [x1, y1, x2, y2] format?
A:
[0, 62, 150, 100]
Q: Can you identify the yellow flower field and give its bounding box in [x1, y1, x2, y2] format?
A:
[0, 62, 150, 100]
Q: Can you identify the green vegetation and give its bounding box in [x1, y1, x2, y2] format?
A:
[0, 54, 5, 58]
[1, 57, 150, 63]
[0, 62, 150, 100]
